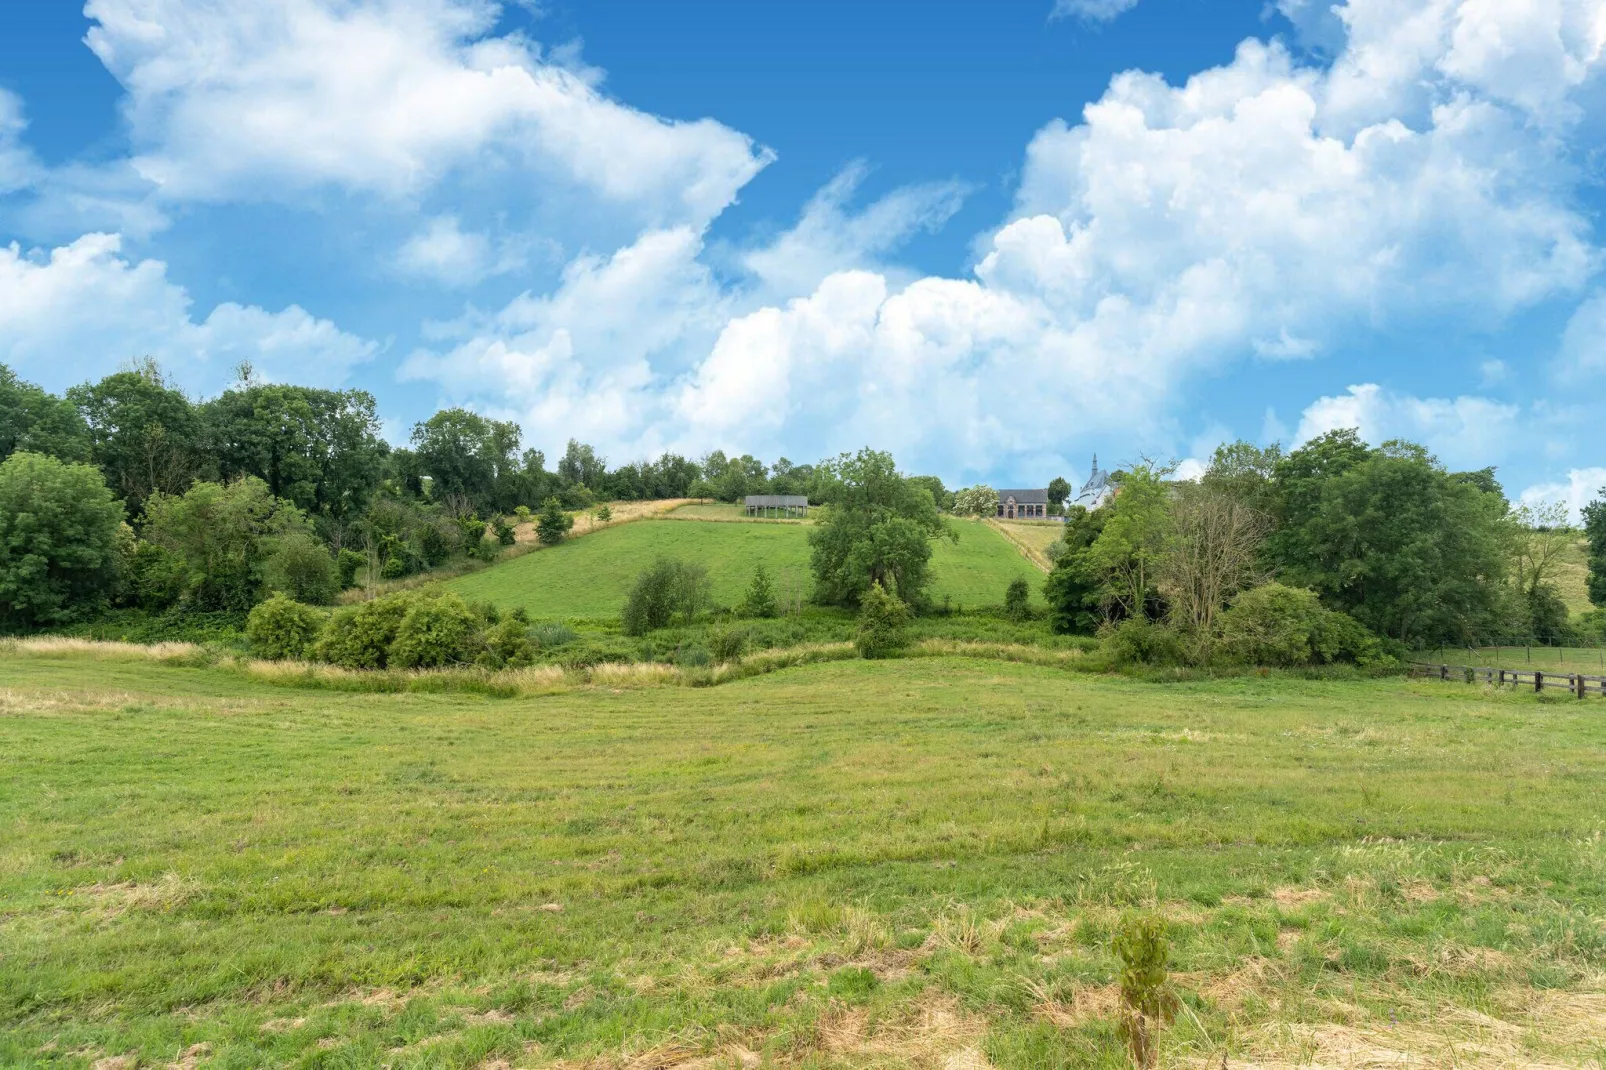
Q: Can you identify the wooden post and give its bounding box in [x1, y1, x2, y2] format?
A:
[1577, 674, 1586, 700]
[1498, 668, 1505, 686]
[1535, 671, 1543, 693]
[1441, 665, 1449, 681]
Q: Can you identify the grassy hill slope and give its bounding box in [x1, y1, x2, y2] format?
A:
[447, 516, 1044, 618]
[1552, 536, 1593, 616]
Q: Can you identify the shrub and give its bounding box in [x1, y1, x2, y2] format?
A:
[141, 476, 312, 612]
[741, 563, 778, 619]
[622, 557, 710, 636]
[674, 643, 712, 668]
[313, 592, 415, 669]
[245, 595, 325, 660]
[1103, 618, 1185, 667]
[380, 555, 407, 580]
[0, 452, 126, 629]
[479, 617, 534, 669]
[537, 497, 574, 546]
[1044, 553, 1103, 635]
[595, 504, 613, 523]
[390, 592, 482, 669]
[419, 522, 452, 565]
[708, 624, 749, 663]
[1216, 582, 1390, 668]
[336, 548, 366, 590]
[1004, 577, 1031, 622]
[263, 532, 339, 605]
[855, 581, 909, 659]
[494, 518, 517, 546]
[514, 505, 532, 523]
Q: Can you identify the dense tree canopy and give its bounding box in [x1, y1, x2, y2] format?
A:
[0, 367, 90, 463]
[808, 449, 953, 607]
[0, 452, 125, 629]
[67, 359, 201, 515]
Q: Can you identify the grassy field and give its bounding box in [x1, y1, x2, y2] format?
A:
[447, 517, 1045, 619]
[1554, 536, 1594, 617]
[3, 648, 1605, 1068]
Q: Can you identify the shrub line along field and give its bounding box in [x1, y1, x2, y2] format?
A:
[447, 513, 1048, 620]
[2, 646, 1605, 1068]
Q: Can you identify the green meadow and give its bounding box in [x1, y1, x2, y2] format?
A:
[448, 516, 1044, 619]
[2, 646, 1605, 1068]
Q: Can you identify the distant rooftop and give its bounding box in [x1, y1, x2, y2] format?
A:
[997, 488, 1048, 505]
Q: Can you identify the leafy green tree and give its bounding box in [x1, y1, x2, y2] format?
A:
[262, 531, 339, 605]
[411, 408, 521, 514]
[1272, 440, 1511, 644]
[741, 563, 778, 619]
[204, 382, 386, 545]
[854, 580, 909, 658]
[808, 449, 953, 607]
[1264, 430, 1369, 565]
[1087, 461, 1174, 619]
[1583, 491, 1606, 607]
[1043, 554, 1104, 635]
[1046, 476, 1071, 511]
[557, 439, 607, 489]
[141, 477, 315, 611]
[67, 360, 202, 515]
[0, 452, 125, 628]
[536, 497, 573, 546]
[1201, 440, 1283, 515]
[0, 365, 90, 463]
[907, 475, 953, 512]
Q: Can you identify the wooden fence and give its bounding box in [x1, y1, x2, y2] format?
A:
[1409, 662, 1606, 698]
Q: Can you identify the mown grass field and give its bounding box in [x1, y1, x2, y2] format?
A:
[447, 517, 1045, 619]
[2, 648, 1605, 1068]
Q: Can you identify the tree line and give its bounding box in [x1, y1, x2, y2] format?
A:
[1040, 433, 1606, 657]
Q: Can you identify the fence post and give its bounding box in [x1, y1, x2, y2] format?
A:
[1577, 674, 1586, 700]
[1535, 670, 1544, 693]
[1440, 665, 1449, 681]
[1498, 668, 1506, 687]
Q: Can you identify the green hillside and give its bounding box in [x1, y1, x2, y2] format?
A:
[447, 516, 1044, 619]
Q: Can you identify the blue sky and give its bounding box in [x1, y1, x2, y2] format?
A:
[1, 0, 1605, 516]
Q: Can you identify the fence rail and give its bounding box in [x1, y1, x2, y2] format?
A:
[1409, 662, 1606, 698]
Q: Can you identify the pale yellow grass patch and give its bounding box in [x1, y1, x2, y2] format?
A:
[984, 518, 1056, 573]
[515, 499, 694, 544]
[68, 873, 196, 919]
[815, 995, 993, 1069]
[6, 636, 198, 660]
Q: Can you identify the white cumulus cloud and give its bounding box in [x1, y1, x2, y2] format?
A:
[83, 0, 772, 226]
[1294, 383, 1521, 469]
[1519, 467, 1606, 524]
[1051, 0, 1142, 22]
[0, 233, 376, 392]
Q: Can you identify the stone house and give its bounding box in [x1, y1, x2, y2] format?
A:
[996, 489, 1049, 519]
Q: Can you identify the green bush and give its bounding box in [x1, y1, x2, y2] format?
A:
[494, 518, 517, 546]
[0, 451, 127, 628]
[622, 557, 711, 636]
[708, 624, 749, 663]
[595, 504, 613, 523]
[380, 555, 407, 580]
[674, 643, 712, 668]
[313, 592, 416, 669]
[245, 595, 326, 660]
[1004, 577, 1031, 622]
[1103, 618, 1185, 667]
[478, 617, 533, 669]
[389, 592, 482, 669]
[1216, 583, 1390, 668]
[336, 548, 366, 589]
[263, 532, 339, 605]
[855, 581, 909, 659]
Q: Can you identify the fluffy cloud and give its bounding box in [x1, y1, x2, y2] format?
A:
[396, 214, 530, 287]
[1519, 467, 1606, 524]
[1051, 0, 1142, 23]
[1294, 383, 1521, 468]
[0, 233, 376, 392]
[0, 91, 39, 196]
[83, 0, 771, 225]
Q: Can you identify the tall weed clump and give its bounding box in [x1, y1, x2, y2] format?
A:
[855, 581, 909, 659]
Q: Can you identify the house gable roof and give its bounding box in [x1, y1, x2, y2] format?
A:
[997, 488, 1048, 505]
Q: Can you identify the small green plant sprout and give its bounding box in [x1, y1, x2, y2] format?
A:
[595, 504, 613, 523]
[537, 497, 575, 546]
[1113, 912, 1177, 1070]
